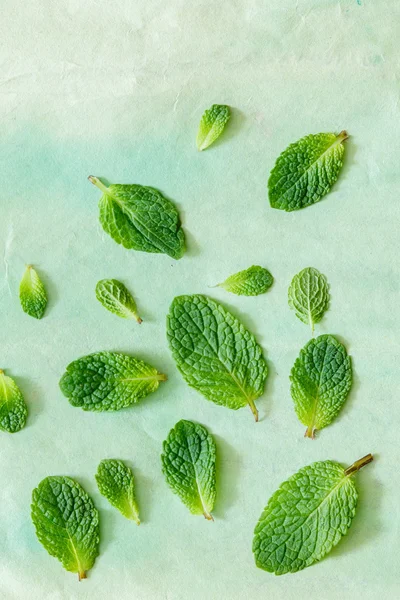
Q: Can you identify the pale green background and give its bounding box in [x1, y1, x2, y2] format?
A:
[0, 0, 397, 598]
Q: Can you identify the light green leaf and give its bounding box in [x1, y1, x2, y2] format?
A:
[89, 177, 185, 260]
[290, 334, 352, 439]
[161, 420, 216, 520]
[288, 267, 329, 332]
[96, 459, 140, 524]
[217, 265, 273, 296]
[19, 265, 47, 319]
[253, 454, 373, 575]
[59, 351, 167, 412]
[0, 370, 28, 433]
[196, 104, 230, 151]
[268, 131, 348, 211]
[96, 279, 142, 323]
[31, 476, 100, 580]
[167, 294, 267, 421]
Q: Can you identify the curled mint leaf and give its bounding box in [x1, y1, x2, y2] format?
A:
[19, 265, 47, 319]
[253, 454, 373, 575]
[288, 267, 329, 333]
[96, 459, 140, 524]
[196, 104, 230, 151]
[31, 476, 100, 580]
[59, 351, 167, 412]
[216, 265, 273, 296]
[96, 279, 142, 323]
[161, 420, 216, 520]
[0, 369, 28, 433]
[290, 334, 352, 439]
[167, 294, 267, 421]
[89, 177, 185, 260]
[268, 131, 348, 211]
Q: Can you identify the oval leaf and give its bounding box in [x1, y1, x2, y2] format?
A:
[217, 265, 273, 296]
[96, 279, 142, 323]
[268, 131, 348, 211]
[253, 455, 373, 575]
[288, 267, 329, 332]
[31, 476, 100, 580]
[89, 177, 185, 260]
[0, 370, 28, 433]
[161, 420, 216, 520]
[19, 265, 47, 319]
[167, 294, 268, 421]
[290, 334, 352, 438]
[196, 104, 230, 151]
[96, 459, 140, 524]
[59, 351, 167, 412]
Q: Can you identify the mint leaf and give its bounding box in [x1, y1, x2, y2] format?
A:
[253, 454, 373, 574]
[19, 265, 47, 319]
[196, 104, 230, 151]
[288, 267, 329, 332]
[0, 370, 28, 433]
[290, 334, 352, 439]
[269, 131, 348, 211]
[89, 177, 185, 260]
[31, 476, 100, 580]
[167, 294, 267, 421]
[217, 265, 273, 296]
[96, 279, 142, 323]
[161, 420, 216, 520]
[59, 351, 167, 412]
[96, 459, 140, 524]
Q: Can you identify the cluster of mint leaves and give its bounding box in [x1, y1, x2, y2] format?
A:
[4, 108, 373, 579]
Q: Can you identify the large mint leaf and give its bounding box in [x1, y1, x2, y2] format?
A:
[217, 265, 273, 296]
[288, 267, 330, 333]
[31, 476, 100, 580]
[59, 351, 167, 412]
[167, 294, 268, 421]
[268, 131, 348, 211]
[89, 177, 186, 259]
[253, 455, 373, 575]
[96, 459, 140, 524]
[19, 265, 47, 319]
[0, 370, 28, 433]
[290, 335, 352, 438]
[196, 104, 230, 151]
[161, 420, 216, 520]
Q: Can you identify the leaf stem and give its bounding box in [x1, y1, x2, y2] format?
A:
[304, 426, 316, 439]
[88, 176, 112, 197]
[203, 511, 214, 521]
[248, 397, 259, 422]
[344, 454, 373, 476]
[337, 130, 349, 142]
[78, 570, 87, 581]
[157, 373, 168, 382]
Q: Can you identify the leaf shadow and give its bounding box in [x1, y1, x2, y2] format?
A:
[334, 134, 357, 194]
[212, 434, 242, 520]
[328, 456, 382, 561]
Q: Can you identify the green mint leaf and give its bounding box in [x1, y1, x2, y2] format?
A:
[253, 454, 373, 575]
[31, 476, 100, 580]
[19, 265, 47, 319]
[217, 265, 273, 296]
[95, 459, 140, 524]
[59, 351, 167, 412]
[290, 334, 352, 439]
[0, 369, 28, 433]
[268, 131, 348, 211]
[161, 420, 216, 520]
[167, 294, 267, 421]
[96, 279, 142, 323]
[89, 177, 185, 260]
[196, 104, 230, 151]
[288, 267, 329, 332]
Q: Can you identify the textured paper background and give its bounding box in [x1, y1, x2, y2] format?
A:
[0, 0, 398, 598]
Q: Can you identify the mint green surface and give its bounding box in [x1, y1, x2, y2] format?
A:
[0, 1, 395, 598]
